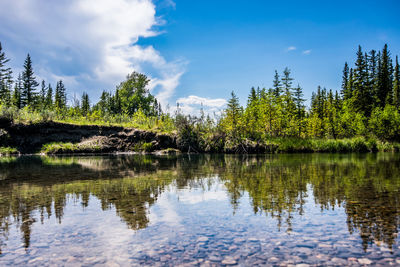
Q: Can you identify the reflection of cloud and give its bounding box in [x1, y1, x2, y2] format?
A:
[178, 181, 228, 204]
[179, 190, 228, 204]
[148, 191, 182, 227]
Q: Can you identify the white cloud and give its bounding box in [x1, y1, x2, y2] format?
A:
[302, 49, 312, 55]
[287, 46, 297, 52]
[176, 95, 227, 116]
[0, 0, 184, 106]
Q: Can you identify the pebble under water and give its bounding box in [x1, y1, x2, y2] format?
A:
[0, 153, 400, 266]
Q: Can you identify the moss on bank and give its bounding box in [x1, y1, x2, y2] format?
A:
[41, 142, 103, 154]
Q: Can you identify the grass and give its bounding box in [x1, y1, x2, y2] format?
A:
[0, 104, 176, 134]
[0, 147, 18, 155]
[262, 137, 387, 153]
[40, 142, 103, 154]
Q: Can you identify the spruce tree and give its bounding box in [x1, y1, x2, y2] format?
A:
[45, 84, 53, 109]
[40, 80, 46, 109]
[54, 80, 66, 110]
[352, 45, 372, 115]
[281, 67, 293, 95]
[377, 44, 393, 106]
[272, 70, 282, 97]
[81, 92, 90, 116]
[21, 54, 39, 107]
[12, 73, 23, 109]
[368, 49, 378, 104]
[393, 55, 400, 109]
[341, 62, 350, 100]
[0, 42, 13, 104]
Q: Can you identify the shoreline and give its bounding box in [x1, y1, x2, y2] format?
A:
[1, 120, 400, 156]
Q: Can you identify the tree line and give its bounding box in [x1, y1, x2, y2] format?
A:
[0, 42, 161, 120]
[219, 44, 400, 142]
[1, 41, 400, 145]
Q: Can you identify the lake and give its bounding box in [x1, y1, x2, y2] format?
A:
[0, 153, 399, 266]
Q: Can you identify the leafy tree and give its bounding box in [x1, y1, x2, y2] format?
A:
[117, 72, 157, 116]
[369, 105, 400, 141]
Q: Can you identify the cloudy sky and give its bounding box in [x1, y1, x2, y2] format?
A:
[0, 0, 399, 114]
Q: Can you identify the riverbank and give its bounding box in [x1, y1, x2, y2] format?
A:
[1, 120, 399, 155]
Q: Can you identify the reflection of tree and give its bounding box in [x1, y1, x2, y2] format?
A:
[219, 154, 400, 248]
[0, 155, 180, 251]
[0, 153, 399, 253]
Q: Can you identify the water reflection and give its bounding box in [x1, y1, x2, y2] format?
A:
[0, 154, 399, 264]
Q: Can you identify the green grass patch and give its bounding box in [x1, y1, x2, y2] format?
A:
[0, 147, 18, 155]
[41, 142, 103, 154]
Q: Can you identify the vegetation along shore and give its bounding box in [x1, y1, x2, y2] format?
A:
[1, 42, 400, 155]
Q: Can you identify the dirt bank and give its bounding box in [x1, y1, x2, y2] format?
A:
[0, 119, 177, 154]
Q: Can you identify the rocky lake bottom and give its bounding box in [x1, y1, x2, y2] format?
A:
[0, 153, 399, 266]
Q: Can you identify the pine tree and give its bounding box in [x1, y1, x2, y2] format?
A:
[0, 42, 13, 104]
[393, 55, 400, 109]
[281, 67, 293, 95]
[54, 80, 66, 110]
[272, 70, 282, 97]
[368, 49, 378, 104]
[293, 84, 305, 136]
[40, 80, 46, 110]
[293, 84, 305, 118]
[12, 73, 23, 109]
[352, 45, 372, 115]
[21, 54, 39, 107]
[81, 92, 90, 116]
[45, 84, 53, 109]
[341, 62, 350, 99]
[377, 44, 393, 106]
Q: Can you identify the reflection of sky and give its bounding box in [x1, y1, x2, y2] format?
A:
[0, 179, 398, 266]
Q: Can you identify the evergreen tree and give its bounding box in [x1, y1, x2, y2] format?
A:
[21, 54, 39, 107]
[0, 42, 13, 104]
[368, 49, 378, 104]
[341, 62, 350, 99]
[293, 84, 305, 136]
[393, 55, 400, 109]
[12, 73, 23, 109]
[54, 80, 66, 110]
[40, 80, 46, 109]
[272, 70, 282, 97]
[81, 92, 90, 116]
[222, 91, 243, 140]
[45, 84, 53, 109]
[352, 45, 372, 115]
[281, 67, 293, 95]
[377, 44, 393, 106]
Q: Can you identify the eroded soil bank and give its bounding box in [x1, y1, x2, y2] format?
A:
[0, 119, 177, 154]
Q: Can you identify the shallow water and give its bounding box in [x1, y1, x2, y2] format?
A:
[0, 153, 399, 266]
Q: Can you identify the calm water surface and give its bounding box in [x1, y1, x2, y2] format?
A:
[0, 154, 400, 266]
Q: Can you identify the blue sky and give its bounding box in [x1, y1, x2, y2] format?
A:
[1, 0, 399, 114]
